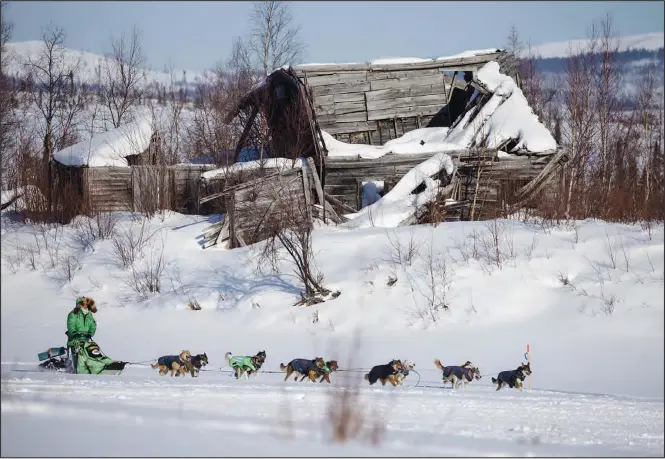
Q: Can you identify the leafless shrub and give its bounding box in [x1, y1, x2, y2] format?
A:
[255, 171, 335, 305]
[604, 229, 617, 269]
[557, 271, 571, 287]
[524, 233, 538, 261]
[408, 239, 452, 324]
[2, 237, 26, 273]
[88, 276, 102, 291]
[311, 309, 319, 324]
[72, 212, 118, 251]
[385, 228, 422, 268]
[166, 264, 186, 295]
[58, 254, 80, 283]
[600, 288, 617, 315]
[587, 256, 610, 285]
[111, 218, 159, 269]
[645, 251, 656, 275]
[478, 219, 515, 272]
[327, 319, 335, 331]
[125, 236, 165, 299]
[568, 221, 580, 244]
[617, 235, 631, 272]
[36, 223, 63, 269]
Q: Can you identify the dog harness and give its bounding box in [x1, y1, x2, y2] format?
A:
[229, 355, 257, 371]
[290, 359, 317, 374]
[157, 355, 183, 368]
[442, 366, 474, 380]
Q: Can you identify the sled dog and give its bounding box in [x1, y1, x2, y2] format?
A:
[315, 360, 339, 384]
[434, 359, 481, 389]
[184, 353, 209, 377]
[279, 358, 325, 382]
[364, 359, 403, 386]
[152, 350, 192, 377]
[225, 351, 266, 379]
[395, 360, 416, 386]
[492, 362, 531, 391]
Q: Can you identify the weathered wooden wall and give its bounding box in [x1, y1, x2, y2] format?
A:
[227, 169, 305, 248]
[76, 164, 215, 214]
[323, 149, 565, 217]
[324, 153, 437, 210]
[83, 167, 133, 212]
[293, 52, 518, 145]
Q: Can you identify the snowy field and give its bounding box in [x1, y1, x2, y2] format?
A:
[1, 211, 664, 456]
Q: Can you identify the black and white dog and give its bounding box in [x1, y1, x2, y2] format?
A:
[434, 359, 481, 390]
[492, 362, 532, 391]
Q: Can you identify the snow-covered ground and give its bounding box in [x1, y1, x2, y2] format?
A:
[1, 212, 664, 456]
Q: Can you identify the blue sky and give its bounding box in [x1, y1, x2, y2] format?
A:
[5, 1, 664, 72]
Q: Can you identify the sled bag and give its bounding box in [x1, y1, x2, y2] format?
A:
[38, 347, 67, 362]
[76, 341, 124, 375]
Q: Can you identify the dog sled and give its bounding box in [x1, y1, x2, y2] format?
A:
[37, 341, 127, 375]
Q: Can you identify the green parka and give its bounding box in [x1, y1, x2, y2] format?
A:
[66, 308, 97, 347]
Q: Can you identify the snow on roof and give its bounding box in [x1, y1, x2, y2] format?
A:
[53, 116, 154, 167]
[295, 48, 505, 69]
[370, 57, 433, 65]
[201, 158, 299, 181]
[435, 48, 503, 61]
[343, 152, 455, 229]
[323, 61, 556, 158]
[444, 61, 557, 152]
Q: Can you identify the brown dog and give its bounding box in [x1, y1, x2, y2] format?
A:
[151, 350, 192, 377]
[280, 358, 325, 382]
[364, 359, 403, 386]
[314, 360, 339, 384]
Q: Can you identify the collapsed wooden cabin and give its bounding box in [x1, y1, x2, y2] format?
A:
[199, 48, 568, 249]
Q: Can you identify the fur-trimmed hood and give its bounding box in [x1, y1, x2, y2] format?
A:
[76, 296, 97, 313]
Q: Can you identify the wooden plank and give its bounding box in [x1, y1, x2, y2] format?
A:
[318, 112, 367, 123]
[306, 157, 325, 207]
[333, 101, 366, 114]
[301, 161, 313, 221]
[318, 121, 374, 135]
[324, 193, 357, 214]
[369, 74, 445, 91]
[312, 83, 370, 97]
[366, 93, 448, 111]
[294, 63, 371, 73]
[368, 53, 504, 71]
[367, 104, 444, 121]
[365, 83, 452, 101]
[305, 72, 368, 86]
[368, 68, 442, 80]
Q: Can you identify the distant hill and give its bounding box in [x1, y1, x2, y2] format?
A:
[4, 41, 210, 94]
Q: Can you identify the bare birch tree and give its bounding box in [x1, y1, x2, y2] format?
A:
[248, 1, 305, 76]
[0, 0, 17, 182]
[24, 24, 81, 165]
[102, 26, 147, 128]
